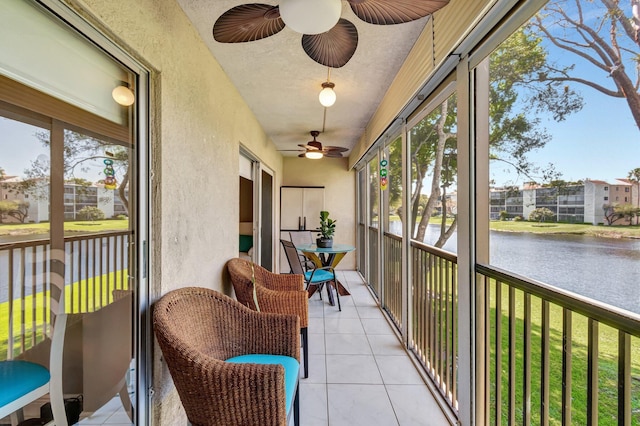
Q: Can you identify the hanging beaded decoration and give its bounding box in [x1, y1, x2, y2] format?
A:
[103, 158, 117, 190]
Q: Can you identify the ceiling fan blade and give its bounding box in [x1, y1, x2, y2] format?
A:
[213, 4, 284, 43]
[301, 19, 358, 68]
[324, 151, 344, 158]
[298, 143, 319, 150]
[347, 0, 450, 25]
[323, 146, 349, 152]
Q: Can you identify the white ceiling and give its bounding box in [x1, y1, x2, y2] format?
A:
[176, 0, 431, 157]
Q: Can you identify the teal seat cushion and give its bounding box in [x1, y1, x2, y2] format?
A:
[239, 235, 253, 252]
[226, 354, 299, 414]
[305, 269, 334, 283]
[0, 360, 50, 407]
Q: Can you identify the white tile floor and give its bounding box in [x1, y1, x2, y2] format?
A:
[3, 271, 450, 426]
[300, 270, 451, 426]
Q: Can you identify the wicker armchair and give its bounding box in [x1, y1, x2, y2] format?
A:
[153, 287, 300, 426]
[226, 258, 309, 378]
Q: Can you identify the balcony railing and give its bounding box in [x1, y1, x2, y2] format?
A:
[409, 240, 458, 413]
[382, 232, 402, 329]
[0, 230, 130, 360]
[476, 265, 640, 425]
[368, 226, 379, 296]
[376, 236, 639, 423]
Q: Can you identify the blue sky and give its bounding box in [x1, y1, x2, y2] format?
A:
[490, 1, 639, 186]
[1, 118, 105, 181]
[2, 2, 638, 187]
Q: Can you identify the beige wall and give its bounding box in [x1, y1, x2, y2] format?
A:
[282, 157, 357, 269]
[68, 0, 284, 423]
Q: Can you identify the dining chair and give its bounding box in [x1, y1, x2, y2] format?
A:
[153, 287, 300, 426]
[226, 258, 310, 378]
[280, 239, 341, 311]
[288, 231, 315, 271]
[0, 312, 68, 426]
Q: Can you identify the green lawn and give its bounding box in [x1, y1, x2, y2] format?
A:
[487, 283, 640, 425]
[387, 216, 640, 239]
[0, 219, 129, 238]
[0, 269, 128, 359]
[490, 220, 640, 239]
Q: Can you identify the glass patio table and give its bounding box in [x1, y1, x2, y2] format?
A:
[295, 243, 355, 305]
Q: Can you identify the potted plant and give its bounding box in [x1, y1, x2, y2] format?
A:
[316, 210, 335, 248]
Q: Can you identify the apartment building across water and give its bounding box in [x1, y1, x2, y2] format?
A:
[490, 178, 639, 224]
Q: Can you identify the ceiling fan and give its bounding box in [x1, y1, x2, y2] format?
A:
[213, 0, 450, 68]
[282, 131, 349, 158]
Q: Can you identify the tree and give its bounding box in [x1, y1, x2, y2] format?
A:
[77, 206, 105, 222]
[617, 203, 640, 223]
[530, 0, 640, 130]
[7, 200, 29, 223]
[0, 200, 14, 223]
[628, 167, 640, 224]
[0, 200, 29, 223]
[397, 26, 581, 248]
[529, 207, 556, 223]
[29, 131, 130, 213]
[603, 203, 623, 224]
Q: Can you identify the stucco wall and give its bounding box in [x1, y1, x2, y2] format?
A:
[67, 0, 284, 424]
[282, 157, 357, 269]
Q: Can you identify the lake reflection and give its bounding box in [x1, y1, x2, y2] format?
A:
[388, 222, 640, 315]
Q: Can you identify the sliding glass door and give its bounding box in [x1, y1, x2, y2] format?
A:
[0, 1, 148, 424]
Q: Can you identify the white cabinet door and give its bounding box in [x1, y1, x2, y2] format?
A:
[301, 187, 324, 231]
[280, 187, 324, 230]
[280, 187, 304, 230]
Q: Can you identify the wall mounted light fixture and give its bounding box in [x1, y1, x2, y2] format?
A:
[112, 84, 135, 106]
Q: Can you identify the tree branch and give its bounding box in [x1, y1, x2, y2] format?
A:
[600, 0, 640, 47]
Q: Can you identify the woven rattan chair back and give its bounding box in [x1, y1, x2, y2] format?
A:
[153, 287, 300, 426]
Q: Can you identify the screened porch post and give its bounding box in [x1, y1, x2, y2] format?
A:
[456, 55, 474, 426]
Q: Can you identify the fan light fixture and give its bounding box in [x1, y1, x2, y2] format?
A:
[279, 0, 342, 35]
[112, 85, 135, 106]
[305, 151, 324, 159]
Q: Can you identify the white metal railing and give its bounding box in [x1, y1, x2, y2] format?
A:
[377, 239, 640, 423]
[0, 231, 129, 360]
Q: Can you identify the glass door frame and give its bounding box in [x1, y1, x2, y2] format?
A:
[35, 1, 152, 424]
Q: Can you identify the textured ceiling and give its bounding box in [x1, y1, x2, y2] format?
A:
[176, 0, 430, 158]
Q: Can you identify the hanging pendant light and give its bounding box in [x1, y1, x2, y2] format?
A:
[319, 82, 336, 107]
[279, 0, 342, 35]
[318, 67, 336, 108]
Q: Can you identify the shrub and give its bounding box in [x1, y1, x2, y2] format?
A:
[513, 215, 523, 221]
[499, 210, 509, 221]
[77, 206, 105, 221]
[116, 214, 128, 220]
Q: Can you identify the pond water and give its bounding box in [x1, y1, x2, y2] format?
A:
[388, 222, 640, 315]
